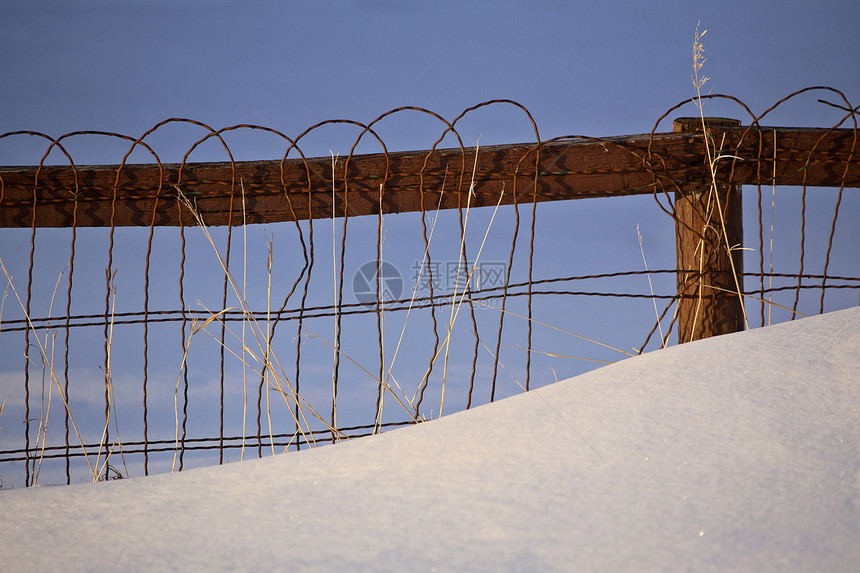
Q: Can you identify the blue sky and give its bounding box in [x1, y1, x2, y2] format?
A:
[3, 1, 859, 147]
[1, 1, 858, 485]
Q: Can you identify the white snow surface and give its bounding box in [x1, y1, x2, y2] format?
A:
[2, 307, 859, 572]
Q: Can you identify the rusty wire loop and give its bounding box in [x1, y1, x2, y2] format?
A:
[0, 89, 857, 486]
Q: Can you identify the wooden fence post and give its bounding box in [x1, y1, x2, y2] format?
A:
[673, 117, 745, 343]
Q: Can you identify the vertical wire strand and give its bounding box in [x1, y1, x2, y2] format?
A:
[332, 163, 350, 443]
[526, 149, 540, 391]
[178, 202, 188, 471]
[219, 196, 236, 464]
[756, 128, 772, 327]
[24, 183, 37, 486]
[101, 180, 118, 478]
[490, 185, 518, 403]
[819, 186, 845, 313]
[142, 197, 158, 476]
[62, 195, 78, 483]
[819, 119, 856, 313]
[792, 185, 807, 318]
[294, 191, 315, 451]
[461, 190, 480, 410]
[414, 175, 438, 417]
[258, 191, 308, 450]
[374, 184, 384, 433]
[756, 182, 765, 327]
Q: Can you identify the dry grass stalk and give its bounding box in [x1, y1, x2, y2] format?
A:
[0, 257, 96, 483]
[173, 184, 343, 464]
[690, 22, 749, 338]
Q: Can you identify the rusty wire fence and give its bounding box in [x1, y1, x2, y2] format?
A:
[0, 88, 858, 488]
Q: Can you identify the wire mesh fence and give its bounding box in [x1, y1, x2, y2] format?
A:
[0, 88, 857, 487]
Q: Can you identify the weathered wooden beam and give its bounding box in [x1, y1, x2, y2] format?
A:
[0, 125, 857, 228]
[673, 118, 746, 343]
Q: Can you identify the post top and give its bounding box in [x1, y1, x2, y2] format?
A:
[673, 117, 742, 132]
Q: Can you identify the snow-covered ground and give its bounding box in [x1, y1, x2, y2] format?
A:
[2, 306, 859, 572]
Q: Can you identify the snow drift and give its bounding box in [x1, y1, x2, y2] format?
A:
[2, 306, 859, 572]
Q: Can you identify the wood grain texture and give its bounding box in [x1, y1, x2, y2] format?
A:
[673, 118, 746, 342]
[0, 126, 856, 228]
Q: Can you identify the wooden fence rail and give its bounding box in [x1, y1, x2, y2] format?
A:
[1, 121, 857, 229]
